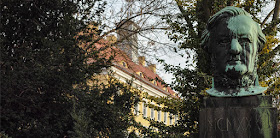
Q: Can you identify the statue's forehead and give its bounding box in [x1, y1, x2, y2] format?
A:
[227, 15, 257, 36]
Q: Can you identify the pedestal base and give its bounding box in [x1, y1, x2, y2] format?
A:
[199, 95, 278, 138]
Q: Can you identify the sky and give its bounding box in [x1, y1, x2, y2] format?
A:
[103, 0, 279, 84]
[102, 0, 188, 84]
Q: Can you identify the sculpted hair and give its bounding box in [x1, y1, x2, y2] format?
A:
[201, 6, 266, 53]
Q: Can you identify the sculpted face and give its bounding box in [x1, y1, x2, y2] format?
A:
[204, 7, 267, 97]
[210, 15, 258, 79]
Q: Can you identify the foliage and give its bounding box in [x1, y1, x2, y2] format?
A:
[1, 0, 139, 137]
[70, 77, 140, 137]
[140, 0, 280, 137]
[1, 0, 278, 137]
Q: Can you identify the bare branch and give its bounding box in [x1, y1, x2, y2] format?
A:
[272, 0, 280, 30]
[261, 9, 274, 28]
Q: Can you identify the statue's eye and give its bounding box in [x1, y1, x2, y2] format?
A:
[239, 38, 252, 44]
[218, 39, 230, 45]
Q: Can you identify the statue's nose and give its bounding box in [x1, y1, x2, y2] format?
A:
[229, 39, 242, 55]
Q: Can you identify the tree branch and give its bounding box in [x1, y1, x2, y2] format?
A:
[84, 12, 154, 50]
[272, 0, 280, 30]
[261, 9, 274, 28]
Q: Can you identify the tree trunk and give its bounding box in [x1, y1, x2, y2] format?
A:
[272, 0, 280, 31]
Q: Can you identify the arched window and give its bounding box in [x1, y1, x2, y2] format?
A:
[137, 72, 143, 77]
[169, 114, 173, 125]
[143, 103, 147, 118]
[151, 108, 154, 120]
[139, 72, 143, 77]
[164, 112, 167, 124]
[122, 61, 126, 67]
[157, 110, 161, 121]
[120, 61, 127, 68]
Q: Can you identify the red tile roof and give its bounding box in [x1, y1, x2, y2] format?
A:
[85, 39, 177, 98]
[112, 48, 177, 98]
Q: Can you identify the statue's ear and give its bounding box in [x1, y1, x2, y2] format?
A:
[256, 23, 267, 52]
[204, 38, 212, 54]
[201, 30, 211, 54]
[257, 35, 266, 52]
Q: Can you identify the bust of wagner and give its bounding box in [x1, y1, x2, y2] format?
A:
[201, 7, 267, 97]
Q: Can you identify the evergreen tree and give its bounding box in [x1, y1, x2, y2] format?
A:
[1, 0, 139, 137]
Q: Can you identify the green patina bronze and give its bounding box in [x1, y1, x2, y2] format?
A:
[257, 108, 272, 138]
[256, 96, 275, 138]
[201, 6, 267, 97]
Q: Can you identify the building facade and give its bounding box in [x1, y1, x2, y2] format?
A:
[83, 20, 178, 134]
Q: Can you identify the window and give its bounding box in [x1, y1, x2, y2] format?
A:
[150, 80, 157, 85]
[139, 72, 143, 77]
[137, 72, 143, 78]
[164, 112, 167, 124]
[151, 108, 154, 120]
[169, 114, 173, 125]
[157, 110, 161, 121]
[143, 103, 147, 117]
[121, 61, 127, 68]
[134, 104, 139, 115]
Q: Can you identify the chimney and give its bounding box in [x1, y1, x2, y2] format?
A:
[138, 56, 146, 66]
[148, 64, 156, 73]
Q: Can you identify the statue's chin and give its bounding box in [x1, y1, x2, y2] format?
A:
[225, 64, 247, 79]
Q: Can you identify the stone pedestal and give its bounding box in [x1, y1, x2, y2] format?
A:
[278, 124, 280, 137]
[199, 95, 278, 138]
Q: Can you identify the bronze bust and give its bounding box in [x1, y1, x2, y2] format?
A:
[201, 6, 267, 97]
